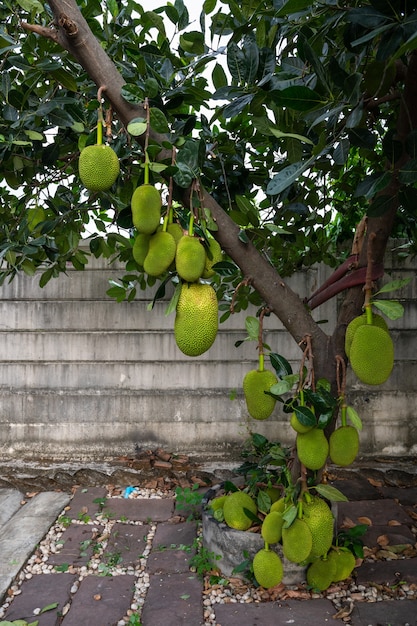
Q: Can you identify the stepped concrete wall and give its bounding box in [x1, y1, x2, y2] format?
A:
[0, 240, 416, 461]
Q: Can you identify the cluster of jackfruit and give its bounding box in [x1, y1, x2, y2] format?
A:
[209, 490, 356, 590]
[130, 184, 223, 357]
[291, 408, 360, 469]
[345, 311, 394, 386]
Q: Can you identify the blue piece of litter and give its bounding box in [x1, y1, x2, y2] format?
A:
[123, 486, 135, 498]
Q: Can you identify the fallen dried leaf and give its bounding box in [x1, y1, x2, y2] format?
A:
[26, 491, 39, 498]
[376, 549, 398, 559]
[367, 477, 383, 487]
[93, 594, 101, 601]
[333, 600, 354, 619]
[340, 516, 356, 529]
[358, 516, 372, 526]
[388, 519, 402, 526]
[377, 534, 390, 546]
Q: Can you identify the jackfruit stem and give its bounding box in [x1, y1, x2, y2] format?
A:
[97, 107, 104, 146]
[341, 404, 347, 427]
[162, 212, 169, 233]
[188, 213, 195, 236]
[259, 353, 265, 372]
[365, 304, 373, 325]
[264, 541, 270, 551]
[144, 154, 150, 185]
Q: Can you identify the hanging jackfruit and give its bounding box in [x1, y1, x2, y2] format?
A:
[243, 369, 278, 420]
[175, 235, 206, 282]
[329, 425, 359, 466]
[349, 324, 394, 385]
[143, 231, 176, 277]
[174, 282, 218, 356]
[131, 184, 161, 234]
[296, 428, 329, 471]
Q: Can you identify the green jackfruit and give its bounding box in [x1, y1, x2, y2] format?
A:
[132, 233, 150, 267]
[131, 184, 161, 234]
[345, 312, 388, 358]
[143, 231, 176, 277]
[209, 495, 227, 512]
[243, 369, 278, 421]
[349, 324, 394, 385]
[296, 429, 329, 471]
[328, 548, 356, 582]
[282, 518, 313, 563]
[302, 496, 334, 559]
[253, 548, 283, 589]
[329, 425, 359, 467]
[202, 238, 223, 278]
[306, 556, 337, 591]
[270, 498, 286, 514]
[174, 282, 218, 356]
[223, 491, 257, 531]
[78, 144, 120, 192]
[167, 222, 184, 244]
[261, 511, 284, 544]
[175, 235, 206, 282]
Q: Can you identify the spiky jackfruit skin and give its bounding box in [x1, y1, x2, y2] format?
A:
[132, 233, 151, 267]
[253, 548, 283, 589]
[282, 518, 313, 563]
[296, 429, 329, 471]
[167, 222, 184, 244]
[78, 144, 120, 191]
[202, 238, 223, 278]
[345, 312, 388, 357]
[349, 324, 394, 385]
[175, 235, 206, 282]
[143, 231, 176, 277]
[270, 498, 286, 514]
[209, 495, 227, 512]
[306, 556, 337, 591]
[131, 184, 161, 234]
[261, 511, 284, 544]
[302, 496, 334, 559]
[223, 491, 257, 531]
[243, 369, 278, 420]
[174, 282, 218, 356]
[327, 548, 356, 582]
[329, 425, 360, 466]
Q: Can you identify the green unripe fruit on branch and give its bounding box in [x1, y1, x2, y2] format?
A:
[253, 548, 283, 589]
[329, 425, 359, 466]
[175, 235, 206, 282]
[174, 282, 218, 356]
[345, 312, 388, 358]
[78, 144, 120, 191]
[282, 518, 313, 563]
[223, 491, 257, 531]
[296, 428, 329, 470]
[349, 324, 394, 385]
[243, 369, 278, 420]
[132, 233, 150, 267]
[143, 231, 176, 277]
[131, 184, 162, 234]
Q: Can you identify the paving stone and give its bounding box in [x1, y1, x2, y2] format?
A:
[337, 499, 411, 528]
[214, 598, 340, 625]
[378, 485, 417, 507]
[141, 572, 203, 626]
[350, 598, 417, 625]
[152, 521, 198, 548]
[47, 524, 101, 567]
[60, 575, 135, 626]
[356, 557, 417, 585]
[102, 497, 175, 522]
[3, 573, 77, 625]
[362, 523, 415, 548]
[0, 489, 24, 528]
[330, 477, 381, 501]
[104, 522, 151, 567]
[66, 486, 107, 519]
[147, 545, 195, 574]
[0, 491, 71, 602]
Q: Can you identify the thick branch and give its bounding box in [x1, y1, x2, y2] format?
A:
[31, 0, 328, 357]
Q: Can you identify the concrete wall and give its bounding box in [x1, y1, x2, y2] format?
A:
[0, 240, 416, 461]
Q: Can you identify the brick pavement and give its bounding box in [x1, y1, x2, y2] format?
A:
[0, 473, 415, 626]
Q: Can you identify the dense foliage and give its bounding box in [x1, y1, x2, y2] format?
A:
[1, 0, 416, 288]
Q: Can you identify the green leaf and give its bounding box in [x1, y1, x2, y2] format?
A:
[399, 159, 417, 185]
[165, 281, 181, 316]
[16, 0, 44, 13]
[50, 68, 78, 92]
[346, 406, 363, 431]
[23, 130, 44, 141]
[372, 299, 404, 320]
[179, 31, 205, 55]
[314, 484, 348, 502]
[374, 278, 411, 295]
[272, 86, 323, 112]
[269, 353, 292, 377]
[257, 489, 271, 514]
[211, 261, 238, 276]
[269, 126, 313, 145]
[40, 603, 59, 613]
[150, 108, 169, 133]
[266, 156, 315, 195]
[294, 405, 316, 427]
[203, 0, 217, 13]
[245, 316, 259, 340]
[275, 0, 313, 16]
[127, 117, 147, 136]
[269, 379, 291, 396]
[212, 63, 227, 90]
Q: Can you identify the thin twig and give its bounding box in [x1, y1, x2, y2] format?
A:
[20, 21, 59, 42]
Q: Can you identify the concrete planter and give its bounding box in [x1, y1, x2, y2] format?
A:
[202, 484, 307, 585]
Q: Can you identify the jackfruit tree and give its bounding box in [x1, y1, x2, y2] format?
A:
[1, 0, 417, 474]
